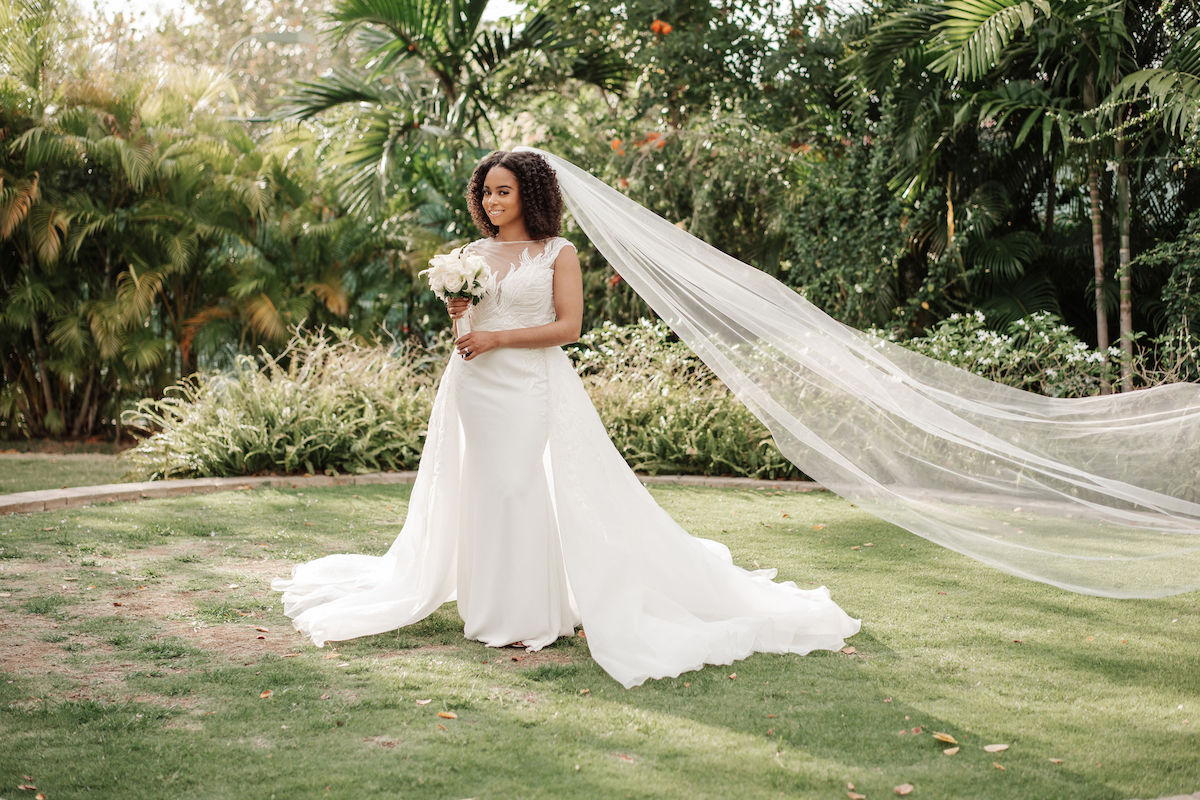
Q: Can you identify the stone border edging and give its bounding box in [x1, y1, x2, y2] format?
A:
[0, 472, 821, 515]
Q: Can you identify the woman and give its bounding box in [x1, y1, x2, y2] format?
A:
[274, 150, 861, 688]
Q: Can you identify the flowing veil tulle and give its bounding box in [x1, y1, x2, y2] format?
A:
[518, 146, 1200, 599]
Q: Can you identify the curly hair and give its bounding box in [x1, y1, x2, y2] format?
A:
[466, 150, 563, 240]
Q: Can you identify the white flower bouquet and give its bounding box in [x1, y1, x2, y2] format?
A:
[420, 246, 491, 335]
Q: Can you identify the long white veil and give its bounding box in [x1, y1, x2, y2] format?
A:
[517, 146, 1200, 599]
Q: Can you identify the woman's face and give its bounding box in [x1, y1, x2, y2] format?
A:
[482, 165, 523, 230]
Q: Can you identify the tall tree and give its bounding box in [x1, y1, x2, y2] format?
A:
[279, 0, 626, 212]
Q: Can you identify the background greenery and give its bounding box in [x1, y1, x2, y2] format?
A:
[3, 0, 1199, 454]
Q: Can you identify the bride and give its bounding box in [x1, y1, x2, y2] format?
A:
[273, 150, 862, 688]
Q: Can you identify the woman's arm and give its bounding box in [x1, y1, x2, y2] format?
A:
[454, 247, 583, 361]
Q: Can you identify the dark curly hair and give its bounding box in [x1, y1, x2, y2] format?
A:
[466, 150, 563, 239]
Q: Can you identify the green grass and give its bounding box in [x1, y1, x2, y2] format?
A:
[0, 484, 1196, 799]
[0, 455, 128, 494]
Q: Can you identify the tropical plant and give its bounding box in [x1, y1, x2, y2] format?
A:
[121, 330, 442, 479]
[278, 0, 626, 212]
[851, 0, 1200, 389]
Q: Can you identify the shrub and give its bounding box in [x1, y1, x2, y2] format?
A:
[121, 331, 441, 479]
[569, 320, 802, 480]
[124, 324, 803, 481]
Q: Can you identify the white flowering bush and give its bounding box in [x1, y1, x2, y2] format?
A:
[870, 311, 1123, 397]
[570, 320, 803, 480]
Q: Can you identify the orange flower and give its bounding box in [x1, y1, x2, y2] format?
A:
[650, 19, 663, 34]
[610, 137, 621, 150]
[608, 273, 623, 287]
[618, 177, 629, 189]
[661, 22, 673, 34]
[656, 138, 665, 150]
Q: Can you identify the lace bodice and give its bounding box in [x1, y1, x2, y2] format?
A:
[463, 237, 574, 331]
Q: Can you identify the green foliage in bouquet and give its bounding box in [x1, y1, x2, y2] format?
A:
[121, 331, 441, 479]
[570, 320, 802, 480]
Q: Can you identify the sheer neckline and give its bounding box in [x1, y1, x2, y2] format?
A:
[472, 237, 560, 284]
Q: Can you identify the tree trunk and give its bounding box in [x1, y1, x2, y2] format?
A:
[70, 370, 96, 438]
[1116, 135, 1134, 392]
[1082, 69, 1111, 393]
[1088, 161, 1111, 393]
[28, 314, 59, 429]
[1044, 153, 1056, 240]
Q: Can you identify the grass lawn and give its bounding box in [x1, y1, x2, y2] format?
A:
[0, 455, 128, 495]
[0, 483, 1195, 799]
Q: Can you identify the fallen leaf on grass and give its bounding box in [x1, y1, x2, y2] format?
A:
[18, 783, 37, 791]
[813, 524, 826, 530]
[728, 673, 737, 680]
[848, 793, 867, 800]
[320, 693, 331, 700]
[36, 793, 46, 800]
[895, 783, 914, 795]
[983, 743, 1009, 753]
[255, 626, 269, 632]
[1049, 758, 1064, 764]
[579, 688, 590, 695]
[841, 646, 856, 655]
[993, 762, 1005, 770]
[260, 689, 273, 699]
[437, 711, 457, 720]
[932, 732, 957, 744]
[943, 747, 960, 756]
[415, 699, 432, 705]
[910, 726, 923, 735]
[437, 723, 446, 730]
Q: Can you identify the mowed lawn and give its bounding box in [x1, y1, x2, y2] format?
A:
[0, 481, 1195, 800]
[0, 454, 128, 495]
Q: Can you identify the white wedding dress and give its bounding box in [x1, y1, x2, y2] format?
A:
[273, 236, 860, 688]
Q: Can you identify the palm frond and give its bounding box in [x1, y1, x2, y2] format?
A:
[1114, 26, 1200, 138]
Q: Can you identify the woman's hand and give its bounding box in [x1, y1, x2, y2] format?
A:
[445, 297, 470, 320]
[456, 330, 503, 361]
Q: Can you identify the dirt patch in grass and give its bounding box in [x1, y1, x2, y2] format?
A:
[0, 544, 305, 699]
[1, 536, 591, 709]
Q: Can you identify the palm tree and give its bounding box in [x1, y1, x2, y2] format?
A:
[278, 0, 626, 212]
[854, 0, 1200, 391]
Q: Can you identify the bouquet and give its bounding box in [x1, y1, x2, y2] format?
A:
[420, 246, 491, 335]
